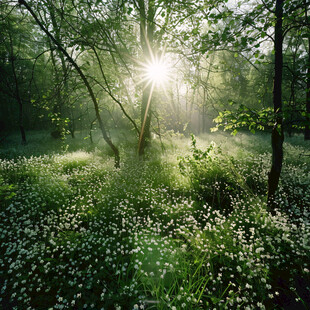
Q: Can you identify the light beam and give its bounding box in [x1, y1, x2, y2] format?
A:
[145, 58, 169, 86]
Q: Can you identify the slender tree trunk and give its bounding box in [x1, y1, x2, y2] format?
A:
[49, 6, 71, 138]
[189, 88, 196, 132]
[70, 109, 75, 139]
[19, 0, 120, 167]
[138, 0, 155, 156]
[18, 96, 27, 144]
[305, 37, 310, 140]
[202, 88, 206, 133]
[14, 64, 26, 144]
[9, 33, 26, 144]
[201, 58, 212, 134]
[267, 0, 284, 206]
[287, 53, 296, 138]
[89, 119, 96, 144]
[49, 45, 63, 138]
[176, 80, 181, 131]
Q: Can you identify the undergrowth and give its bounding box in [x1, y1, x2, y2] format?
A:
[0, 131, 309, 309]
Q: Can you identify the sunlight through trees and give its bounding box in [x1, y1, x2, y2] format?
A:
[0, 0, 310, 308]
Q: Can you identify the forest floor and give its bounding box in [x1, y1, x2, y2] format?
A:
[0, 130, 310, 309]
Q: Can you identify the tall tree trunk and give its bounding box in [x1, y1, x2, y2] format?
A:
[201, 58, 212, 134]
[49, 45, 63, 138]
[9, 33, 26, 144]
[50, 5, 73, 138]
[13, 61, 26, 144]
[267, 0, 284, 206]
[47, 5, 71, 139]
[139, 83, 153, 156]
[138, 0, 155, 156]
[69, 109, 75, 139]
[305, 37, 310, 140]
[202, 90, 206, 133]
[175, 80, 181, 132]
[188, 88, 196, 132]
[19, 0, 120, 167]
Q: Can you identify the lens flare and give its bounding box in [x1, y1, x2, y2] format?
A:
[145, 59, 169, 86]
[139, 52, 171, 88]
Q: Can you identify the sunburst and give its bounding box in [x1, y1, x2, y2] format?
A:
[138, 46, 172, 90]
[142, 56, 170, 87]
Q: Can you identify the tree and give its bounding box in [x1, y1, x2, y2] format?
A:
[136, 0, 156, 156]
[202, 0, 308, 206]
[7, 23, 27, 144]
[0, 4, 38, 144]
[304, 0, 310, 140]
[19, 0, 120, 167]
[46, 1, 71, 139]
[306, 36, 310, 140]
[267, 0, 284, 205]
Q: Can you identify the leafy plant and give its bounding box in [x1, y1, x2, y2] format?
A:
[178, 134, 241, 211]
[211, 102, 275, 135]
[0, 176, 16, 208]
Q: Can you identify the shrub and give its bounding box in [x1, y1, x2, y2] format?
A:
[178, 135, 241, 212]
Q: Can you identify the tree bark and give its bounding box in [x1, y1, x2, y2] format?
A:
[13, 61, 26, 144]
[138, 0, 156, 156]
[305, 37, 310, 140]
[267, 0, 284, 206]
[19, 0, 120, 167]
[303, 0, 310, 140]
[138, 83, 154, 156]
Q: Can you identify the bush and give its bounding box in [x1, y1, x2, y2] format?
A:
[178, 135, 241, 212]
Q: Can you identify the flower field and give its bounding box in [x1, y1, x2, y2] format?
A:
[0, 132, 309, 309]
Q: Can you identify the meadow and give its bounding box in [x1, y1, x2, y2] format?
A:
[0, 131, 309, 309]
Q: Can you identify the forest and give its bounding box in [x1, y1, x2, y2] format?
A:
[0, 0, 310, 309]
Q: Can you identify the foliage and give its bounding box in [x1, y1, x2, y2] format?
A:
[211, 102, 310, 135]
[178, 134, 224, 182]
[0, 0, 310, 304]
[0, 176, 16, 207]
[0, 133, 309, 309]
[212, 103, 274, 135]
[178, 134, 245, 213]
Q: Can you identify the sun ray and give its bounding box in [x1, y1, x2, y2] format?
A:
[139, 53, 171, 88]
[138, 82, 155, 152]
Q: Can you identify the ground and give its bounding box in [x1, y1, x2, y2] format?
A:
[0, 131, 309, 309]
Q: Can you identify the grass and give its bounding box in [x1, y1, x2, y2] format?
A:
[0, 130, 309, 309]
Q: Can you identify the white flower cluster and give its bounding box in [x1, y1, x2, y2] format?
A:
[0, 135, 309, 309]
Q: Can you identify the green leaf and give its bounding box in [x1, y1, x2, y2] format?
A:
[241, 37, 247, 46]
[192, 28, 199, 35]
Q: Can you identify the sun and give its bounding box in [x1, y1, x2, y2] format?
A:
[140, 54, 171, 88]
[145, 58, 169, 86]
